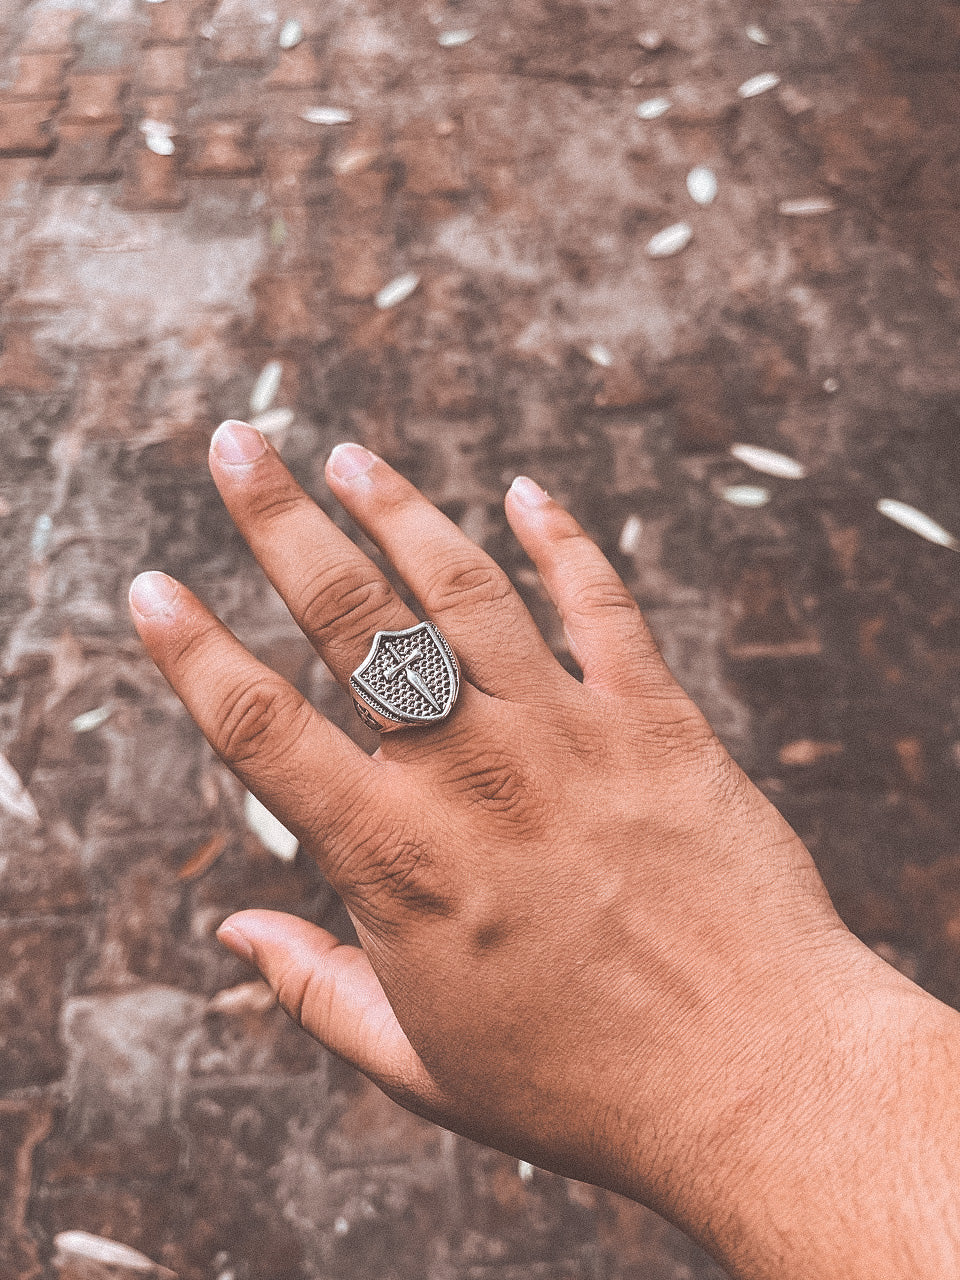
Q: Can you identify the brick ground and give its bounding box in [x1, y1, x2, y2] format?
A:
[1, 0, 960, 1276]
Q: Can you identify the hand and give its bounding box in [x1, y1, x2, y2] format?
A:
[129, 421, 953, 1280]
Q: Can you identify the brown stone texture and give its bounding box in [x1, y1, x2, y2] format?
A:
[0, 0, 959, 1276]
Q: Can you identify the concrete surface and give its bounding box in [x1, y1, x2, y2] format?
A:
[1, 0, 960, 1275]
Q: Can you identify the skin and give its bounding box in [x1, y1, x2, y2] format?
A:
[130, 421, 960, 1279]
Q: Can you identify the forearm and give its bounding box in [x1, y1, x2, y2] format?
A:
[616, 938, 960, 1280]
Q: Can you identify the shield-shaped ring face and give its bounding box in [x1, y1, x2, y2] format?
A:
[350, 622, 461, 732]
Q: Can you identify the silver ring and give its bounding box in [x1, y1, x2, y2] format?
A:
[350, 622, 461, 733]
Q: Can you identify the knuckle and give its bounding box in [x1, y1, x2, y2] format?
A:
[249, 482, 307, 528]
[639, 699, 721, 766]
[166, 618, 219, 670]
[423, 558, 515, 616]
[342, 819, 453, 919]
[297, 567, 397, 649]
[274, 960, 313, 1029]
[440, 745, 537, 823]
[214, 678, 311, 770]
[571, 577, 640, 623]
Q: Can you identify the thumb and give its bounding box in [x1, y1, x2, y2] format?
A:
[217, 909, 442, 1109]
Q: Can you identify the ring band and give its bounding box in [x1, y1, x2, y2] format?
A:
[350, 622, 461, 733]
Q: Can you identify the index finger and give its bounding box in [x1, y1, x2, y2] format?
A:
[128, 570, 385, 876]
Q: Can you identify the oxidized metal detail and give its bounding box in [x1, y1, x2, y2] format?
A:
[350, 621, 460, 732]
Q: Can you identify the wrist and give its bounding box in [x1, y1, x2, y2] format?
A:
[638, 933, 960, 1280]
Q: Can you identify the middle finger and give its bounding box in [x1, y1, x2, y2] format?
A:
[209, 422, 559, 701]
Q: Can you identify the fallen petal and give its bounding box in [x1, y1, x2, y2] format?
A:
[722, 484, 771, 507]
[144, 132, 175, 156]
[30, 513, 52, 560]
[437, 28, 476, 47]
[278, 18, 303, 49]
[636, 29, 664, 51]
[251, 407, 295, 435]
[375, 272, 421, 309]
[249, 359, 283, 415]
[301, 106, 353, 125]
[585, 342, 614, 368]
[618, 514, 643, 555]
[738, 72, 781, 98]
[244, 791, 298, 860]
[876, 499, 959, 549]
[778, 196, 837, 217]
[0, 753, 39, 826]
[646, 222, 693, 258]
[71, 705, 112, 733]
[139, 119, 175, 138]
[686, 165, 718, 205]
[635, 96, 671, 120]
[746, 24, 772, 45]
[53, 1231, 173, 1275]
[730, 443, 806, 479]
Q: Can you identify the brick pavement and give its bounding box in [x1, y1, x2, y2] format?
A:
[1, 0, 959, 1276]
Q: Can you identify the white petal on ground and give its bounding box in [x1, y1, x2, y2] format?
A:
[333, 146, 377, 175]
[636, 29, 664, 51]
[730, 443, 807, 479]
[144, 132, 174, 155]
[585, 342, 614, 368]
[746, 24, 771, 45]
[738, 72, 781, 98]
[0, 752, 39, 825]
[139, 119, 174, 138]
[278, 18, 303, 48]
[251, 408, 295, 435]
[876, 499, 959, 550]
[437, 28, 476, 47]
[244, 791, 299, 861]
[375, 272, 421, 309]
[686, 165, 718, 205]
[722, 484, 771, 507]
[71, 705, 113, 733]
[53, 1232, 164, 1271]
[646, 222, 693, 258]
[249, 359, 283, 415]
[635, 96, 671, 120]
[778, 196, 837, 216]
[618, 514, 644, 555]
[30, 512, 52, 560]
[301, 106, 353, 125]
[823, 376, 840, 393]
[53, 1228, 166, 1269]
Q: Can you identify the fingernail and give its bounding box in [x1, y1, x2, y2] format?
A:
[328, 442, 377, 483]
[216, 923, 255, 964]
[510, 475, 549, 509]
[129, 571, 179, 618]
[211, 419, 268, 466]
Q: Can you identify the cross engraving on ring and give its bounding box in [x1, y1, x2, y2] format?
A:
[384, 641, 441, 712]
[384, 642, 421, 681]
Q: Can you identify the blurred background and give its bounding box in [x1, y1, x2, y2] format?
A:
[2, 0, 960, 1276]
